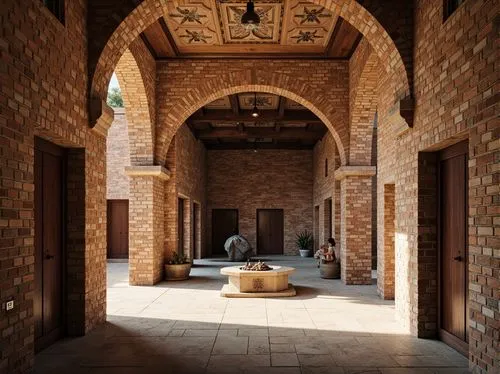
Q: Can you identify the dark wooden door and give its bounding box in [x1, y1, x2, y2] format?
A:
[34, 137, 65, 352]
[212, 209, 238, 256]
[439, 140, 468, 354]
[257, 209, 284, 255]
[107, 200, 129, 259]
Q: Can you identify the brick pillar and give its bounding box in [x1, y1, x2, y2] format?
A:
[125, 166, 170, 285]
[377, 184, 395, 299]
[335, 166, 376, 285]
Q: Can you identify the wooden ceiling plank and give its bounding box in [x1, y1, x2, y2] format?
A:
[196, 127, 324, 141]
[206, 143, 314, 150]
[189, 109, 321, 124]
[142, 20, 176, 58]
[159, 17, 180, 56]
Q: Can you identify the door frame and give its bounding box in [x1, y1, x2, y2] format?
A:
[437, 139, 469, 356]
[34, 136, 67, 353]
[256, 208, 284, 255]
[211, 208, 239, 256]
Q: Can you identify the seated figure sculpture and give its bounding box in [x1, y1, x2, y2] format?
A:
[224, 234, 252, 261]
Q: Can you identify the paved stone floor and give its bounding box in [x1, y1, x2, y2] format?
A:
[35, 256, 469, 373]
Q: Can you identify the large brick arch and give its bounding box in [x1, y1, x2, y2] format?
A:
[349, 39, 380, 165]
[114, 39, 156, 165]
[155, 70, 349, 166]
[88, 0, 410, 114]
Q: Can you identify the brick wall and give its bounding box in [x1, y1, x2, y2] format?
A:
[313, 133, 339, 250]
[164, 124, 207, 260]
[374, 0, 498, 371]
[106, 108, 130, 200]
[0, 1, 107, 373]
[156, 59, 350, 166]
[207, 150, 313, 256]
[115, 39, 156, 165]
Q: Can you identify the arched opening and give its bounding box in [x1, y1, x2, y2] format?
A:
[161, 92, 340, 264]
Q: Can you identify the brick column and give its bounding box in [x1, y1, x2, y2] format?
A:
[335, 166, 376, 285]
[377, 184, 395, 299]
[125, 166, 170, 285]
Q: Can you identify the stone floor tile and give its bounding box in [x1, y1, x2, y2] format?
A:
[238, 328, 269, 336]
[249, 336, 270, 354]
[298, 353, 335, 366]
[271, 343, 296, 353]
[212, 335, 249, 354]
[271, 353, 300, 367]
[300, 367, 346, 374]
[295, 341, 331, 354]
[217, 329, 238, 336]
[183, 329, 218, 337]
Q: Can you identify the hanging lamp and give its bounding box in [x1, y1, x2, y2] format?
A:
[241, 1, 260, 31]
[251, 92, 259, 118]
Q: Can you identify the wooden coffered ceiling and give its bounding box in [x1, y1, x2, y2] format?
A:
[186, 93, 328, 149]
[140, 0, 362, 59]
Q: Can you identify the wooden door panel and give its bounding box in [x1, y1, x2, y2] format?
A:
[34, 137, 65, 351]
[107, 200, 129, 259]
[42, 152, 63, 335]
[212, 209, 238, 255]
[34, 148, 44, 340]
[257, 209, 284, 255]
[440, 141, 468, 349]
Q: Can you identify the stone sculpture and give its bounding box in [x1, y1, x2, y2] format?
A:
[224, 235, 252, 261]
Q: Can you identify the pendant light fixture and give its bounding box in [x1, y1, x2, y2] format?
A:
[251, 92, 259, 118]
[241, 1, 260, 31]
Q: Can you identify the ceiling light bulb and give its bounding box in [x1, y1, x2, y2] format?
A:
[251, 106, 259, 118]
[241, 1, 260, 31]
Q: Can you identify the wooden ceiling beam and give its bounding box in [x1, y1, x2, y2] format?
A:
[229, 94, 240, 116]
[278, 97, 286, 119]
[189, 110, 321, 124]
[196, 127, 325, 141]
[205, 142, 314, 150]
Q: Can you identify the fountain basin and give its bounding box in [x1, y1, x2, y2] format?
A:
[220, 265, 296, 298]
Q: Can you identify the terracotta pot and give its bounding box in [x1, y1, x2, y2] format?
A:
[320, 261, 340, 279]
[164, 262, 192, 281]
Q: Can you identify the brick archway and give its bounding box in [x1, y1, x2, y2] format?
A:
[89, 0, 410, 115]
[115, 41, 156, 165]
[155, 75, 348, 167]
[349, 40, 380, 165]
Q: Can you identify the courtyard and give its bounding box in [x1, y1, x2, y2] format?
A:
[35, 258, 468, 374]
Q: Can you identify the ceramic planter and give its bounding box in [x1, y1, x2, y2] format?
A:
[319, 261, 340, 279]
[299, 248, 312, 257]
[164, 262, 192, 281]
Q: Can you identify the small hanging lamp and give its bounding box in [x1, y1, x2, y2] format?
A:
[251, 92, 259, 118]
[241, 1, 260, 31]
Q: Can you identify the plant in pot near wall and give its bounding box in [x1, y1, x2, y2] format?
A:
[314, 238, 340, 279]
[296, 230, 314, 257]
[164, 252, 192, 281]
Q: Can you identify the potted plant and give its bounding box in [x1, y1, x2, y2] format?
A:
[314, 238, 340, 279]
[296, 230, 313, 257]
[164, 252, 192, 280]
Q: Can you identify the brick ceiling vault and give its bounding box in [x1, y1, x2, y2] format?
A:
[154, 72, 349, 167]
[88, 0, 412, 134]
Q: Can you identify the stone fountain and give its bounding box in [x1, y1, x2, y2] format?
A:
[220, 260, 296, 298]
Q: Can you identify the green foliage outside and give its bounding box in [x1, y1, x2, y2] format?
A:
[107, 87, 123, 108]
